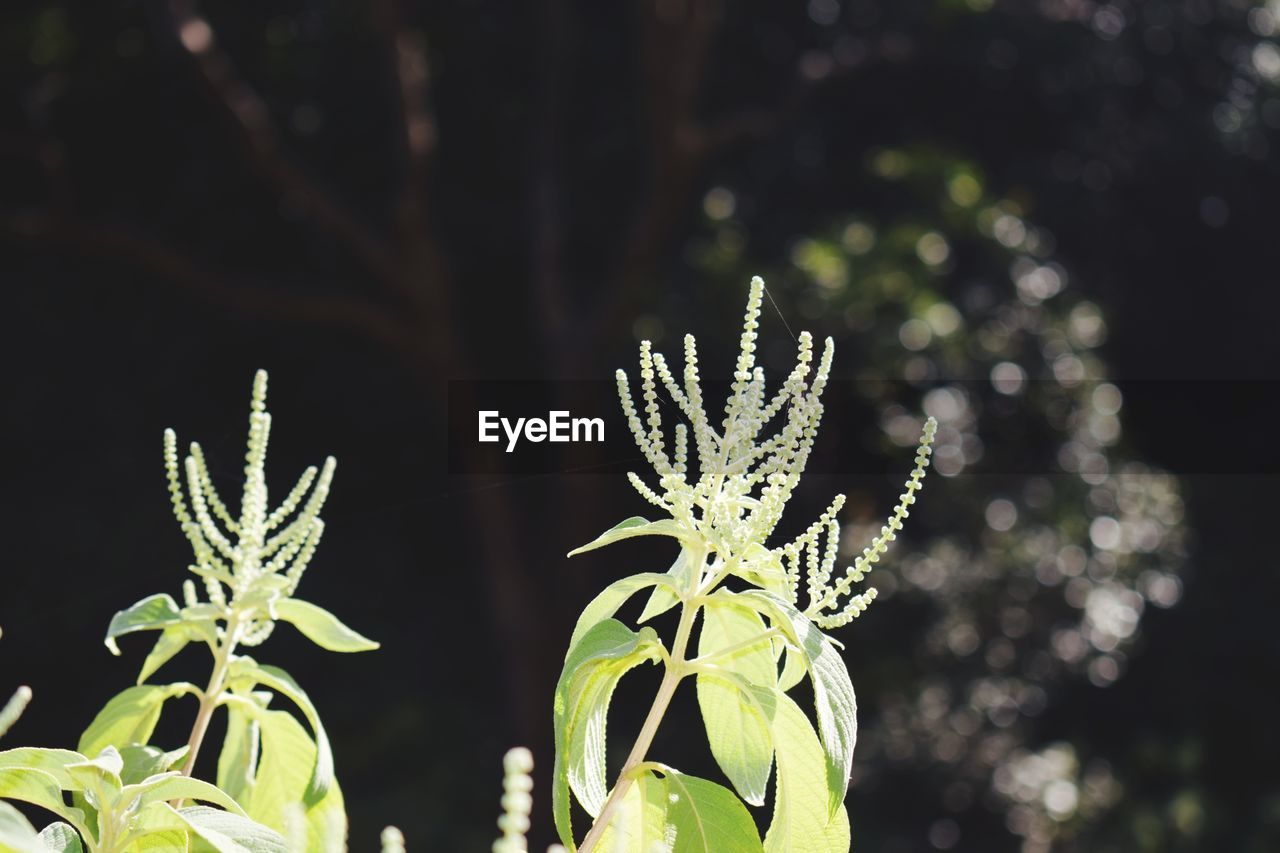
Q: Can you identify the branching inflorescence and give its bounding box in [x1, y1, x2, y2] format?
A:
[616, 276, 936, 628]
[555, 276, 937, 852]
[162, 369, 335, 648]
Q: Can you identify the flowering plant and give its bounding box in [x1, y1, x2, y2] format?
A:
[553, 277, 936, 851]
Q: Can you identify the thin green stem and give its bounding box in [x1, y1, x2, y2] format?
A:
[180, 615, 241, 777]
[578, 547, 707, 852]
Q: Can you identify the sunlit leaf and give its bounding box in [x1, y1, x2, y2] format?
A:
[137, 623, 215, 685]
[567, 572, 678, 653]
[695, 600, 776, 806]
[226, 660, 332, 806]
[730, 590, 857, 814]
[104, 595, 183, 655]
[637, 549, 698, 624]
[552, 619, 664, 848]
[78, 684, 195, 760]
[0, 749, 85, 791]
[123, 773, 247, 815]
[118, 744, 188, 786]
[217, 696, 263, 806]
[663, 768, 763, 852]
[132, 803, 286, 853]
[273, 599, 379, 654]
[35, 821, 83, 853]
[764, 693, 850, 852]
[598, 767, 764, 853]
[0, 768, 89, 840]
[596, 772, 669, 853]
[567, 517, 691, 557]
[0, 800, 44, 853]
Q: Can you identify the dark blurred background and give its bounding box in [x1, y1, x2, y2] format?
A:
[1, 1, 1278, 851]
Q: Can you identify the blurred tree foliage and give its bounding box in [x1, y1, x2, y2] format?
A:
[692, 150, 1189, 852]
[2, 1, 1277, 850]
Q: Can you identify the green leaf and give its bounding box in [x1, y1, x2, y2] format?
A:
[64, 748, 123, 800]
[598, 768, 764, 853]
[0, 749, 86, 791]
[122, 773, 247, 816]
[566, 573, 677, 653]
[567, 517, 691, 557]
[179, 805, 287, 853]
[104, 594, 182, 655]
[636, 548, 699, 624]
[118, 745, 188, 786]
[663, 768, 763, 852]
[695, 600, 776, 806]
[129, 827, 188, 851]
[0, 768, 89, 840]
[0, 801, 44, 853]
[723, 544, 789, 598]
[552, 619, 664, 849]
[216, 697, 262, 806]
[763, 693, 849, 852]
[35, 821, 83, 853]
[244, 710, 312, 827]
[596, 773, 669, 853]
[729, 590, 857, 815]
[132, 803, 286, 853]
[137, 623, 213, 685]
[78, 684, 195, 759]
[225, 701, 346, 848]
[273, 599, 379, 653]
[225, 661, 333, 806]
[777, 643, 806, 693]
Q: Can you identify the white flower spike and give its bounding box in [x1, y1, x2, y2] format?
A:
[164, 369, 336, 646]
[616, 276, 937, 624]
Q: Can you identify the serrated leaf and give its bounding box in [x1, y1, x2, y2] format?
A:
[567, 517, 691, 557]
[663, 768, 763, 852]
[598, 768, 763, 853]
[764, 693, 849, 852]
[123, 773, 247, 815]
[551, 619, 664, 849]
[34, 821, 83, 853]
[695, 600, 776, 806]
[729, 590, 857, 815]
[0, 801, 44, 853]
[567, 573, 677, 653]
[104, 595, 183, 655]
[225, 661, 332, 806]
[133, 803, 286, 853]
[273, 599, 379, 653]
[78, 684, 194, 760]
[180, 805, 287, 853]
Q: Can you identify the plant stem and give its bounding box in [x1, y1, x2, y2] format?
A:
[180, 617, 240, 777]
[578, 548, 706, 852]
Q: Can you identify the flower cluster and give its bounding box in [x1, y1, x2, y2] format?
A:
[493, 747, 535, 853]
[618, 276, 936, 625]
[164, 369, 335, 645]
